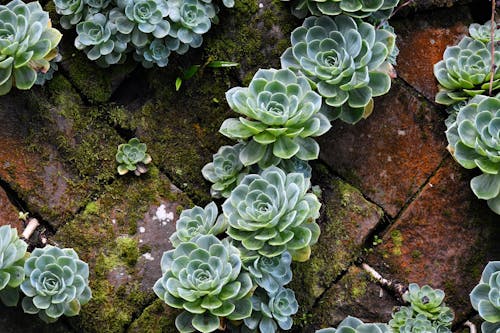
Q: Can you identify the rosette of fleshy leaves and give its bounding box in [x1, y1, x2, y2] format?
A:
[153, 235, 253, 333]
[243, 251, 292, 294]
[20, 245, 92, 323]
[316, 316, 391, 333]
[281, 15, 396, 124]
[470, 261, 500, 333]
[34, 53, 62, 86]
[112, 0, 170, 48]
[75, 12, 130, 66]
[403, 283, 454, 326]
[389, 306, 452, 333]
[220, 68, 331, 167]
[0, 0, 62, 95]
[281, 0, 399, 23]
[0, 225, 27, 307]
[469, 20, 500, 43]
[397, 314, 440, 333]
[167, 0, 214, 49]
[242, 287, 298, 333]
[434, 36, 500, 106]
[223, 166, 321, 262]
[445, 95, 500, 215]
[54, 0, 86, 29]
[115, 137, 152, 176]
[169, 202, 228, 247]
[202, 143, 249, 199]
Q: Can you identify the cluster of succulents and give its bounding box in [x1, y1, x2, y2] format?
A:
[316, 316, 391, 333]
[281, 15, 396, 124]
[470, 261, 500, 333]
[389, 284, 454, 333]
[281, 0, 399, 23]
[0, 0, 62, 95]
[116, 137, 152, 176]
[54, 0, 234, 67]
[469, 20, 500, 43]
[0, 226, 92, 323]
[445, 95, 500, 215]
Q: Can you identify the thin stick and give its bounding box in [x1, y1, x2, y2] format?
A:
[21, 218, 40, 240]
[489, 0, 497, 96]
[361, 263, 407, 298]
[464, 320, 477, 333]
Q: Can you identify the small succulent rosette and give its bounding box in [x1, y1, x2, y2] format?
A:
[116, 137, 152, 176]
[316, 316, 391, 333]
[20, 245, 92, 323]
[469, 20, 500, 43]
[0, 0, 62, 95]
[470, 261, 500, 333]
[0, 225, 28, 306]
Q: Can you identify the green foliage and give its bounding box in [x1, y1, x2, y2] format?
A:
[0, 225, 27, 307]
[220, 68, 331, 167]
[20, 245, 92, 323]
[434, 36, 500, 106]
[169, 202, 228, 247]
[316, 316, 391, 333]
[202, 143, 249, 199]
[223, 166, 321, 262]
[153, 235, 253, 333]
[244, 251, 292, 294]
[0, 0, 62, 95]
[281, 15, 396, 124]
[470, 261, 500, 333]
[445, 95, 500, 215]
[116, 137, 152, 176]
[281, 0, 399, 22]
[469, 20, 500, 43]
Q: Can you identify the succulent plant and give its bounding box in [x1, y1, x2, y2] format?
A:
[281, 15, 396, 124]
[133, 37, 171, 67]
[316, 316, 391, 333]
[34, 53, 61, 86]
[54, 0, 86, 28]
[169, 202, 228, 247]
[220, 68, 331, 167]
[202, 143, 249, 199]
[277, 157, 312, 179]
[445, 95, 500, 215]
[113, 0, 170, 48]
[397, 314, 438, 333]
[403, 284, 453, 325]
[116, 137, 152, 176]
[469, 20, 500, 43]
[0, 0, 62, 95]
[222, 166, 321, 262]
[470, 261, 500, 331]
[20, 245, 92, 323]
[167, 0, 214, 48]
[75, 12, 130, 66]
[0, 225, 27, 307]
[434, 36, 500, 106]
[243, 287, 298, 333]
[281, 0, 399, 22]
[245, 251, 292, 294]
[389, 306, 415, 331]
[153, 235, 253, 333]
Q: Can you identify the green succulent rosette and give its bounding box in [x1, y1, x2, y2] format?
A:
[220, 68, 331, 167]
[202, 143, 249, 199]
[470, 261, 500, 332]
[54, 0, 86, 28]
[116, 137, 152, 175]
[168, 0, 214, 48]
[445, 95, 500, 215]
[134, 37, 172, 67]
[0, 225, 27, 307]
[0, 0, 62, 95]
[222, 166, 321, 262]
[469, 20, 500, 43]
[434, 36, 500, 106]
[169, 202, 228, 247]
[389, 306, 414, 331]
[153, 235, 253, 333]
[244, 251, 292, 294]
[403, 284, 453, 324]
[316, 316, 391, 333]
[281, 0, 399, 22]
[281, 15, 396, 124]
[20, 245, 92, 323]
[398, 314, 438, 333]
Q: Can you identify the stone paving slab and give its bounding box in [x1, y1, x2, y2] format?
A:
[366, 157, 500, 323]
[318, 80, 448, 217]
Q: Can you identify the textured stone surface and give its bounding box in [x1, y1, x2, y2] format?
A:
[290, 163, 384, 315]
[0, 185, 22, 231]
[366, 157, 500, 323]
[319, 80, 448, 217]
[392, 7, 472, 101]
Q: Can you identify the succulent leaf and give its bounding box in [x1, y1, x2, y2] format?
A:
[470, 261, 500, 325]
[115, 137, 152, 176]
[0, 225, 27, 307]
[316, 316, 391, 333]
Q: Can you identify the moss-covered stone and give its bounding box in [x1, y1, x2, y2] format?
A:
[127, 300, 179, 333]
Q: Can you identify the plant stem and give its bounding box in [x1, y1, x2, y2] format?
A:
[489, 0, 497, 96]
[21, 218, 40, 240]
[464, 320, 477, 333]
[361, 263, 407, 298]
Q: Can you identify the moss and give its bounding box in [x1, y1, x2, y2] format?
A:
[127, 300, 180, 333]
[390, 230, 403, 256]
[116, 236, 140, 266]
[84, 202, 99, 215]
